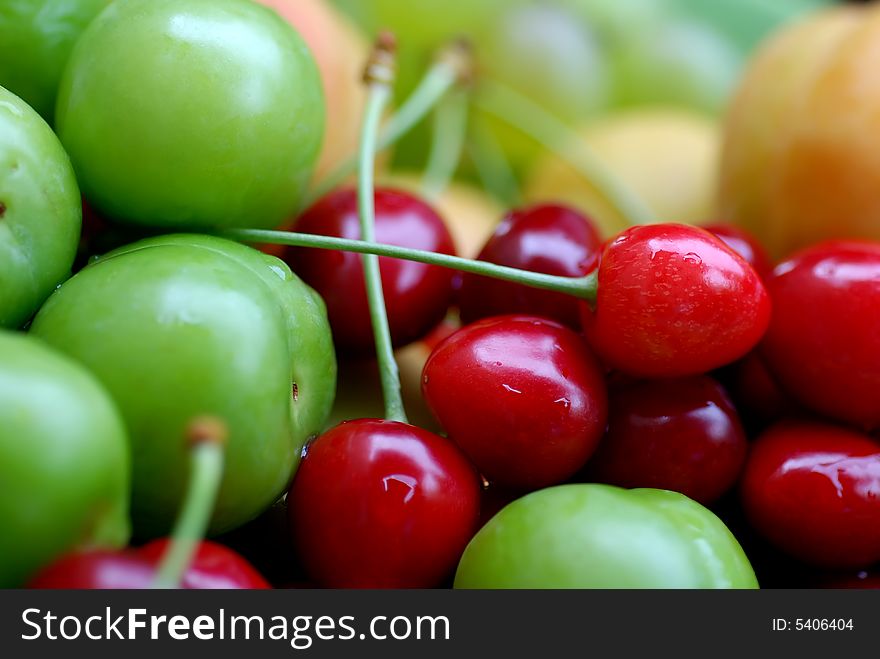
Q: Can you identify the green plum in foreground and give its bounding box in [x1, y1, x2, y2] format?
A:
[0, 0, 109, 122]
[0, 330, 129, 587]
[0, 85, 80, 329]
[30, 234, 336, 537]
[56, 0, 325, 230]
[455, 484, 758, 589]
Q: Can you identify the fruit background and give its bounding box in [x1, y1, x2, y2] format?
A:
[2, 0, 880, 590]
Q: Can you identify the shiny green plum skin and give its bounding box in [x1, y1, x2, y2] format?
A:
[0, 0, 109, 122]
[30, 234, 336, 537]
[455, 484, 758, 589]
[0, 85, 80, 329]
[56, 0, 325, 230]
[0, 330, 129, 587]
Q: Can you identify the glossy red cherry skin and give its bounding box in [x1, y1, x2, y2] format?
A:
[27, 550, 155, 589]
[138, 539, 270, 589]
[288, 419, 481, 588]
[27, 541, 269, 589]
[458, 204, 602, 329]
[740, 422, 880, 568]
[704, 224, 773, 280]
[422, 315, 608, 491]
[287, 188, 456, 354]
[584, 375, 747, 505]
[761, 242, 880, 429]
[583, 224, 771, 378]
[718, 350, 798, 433]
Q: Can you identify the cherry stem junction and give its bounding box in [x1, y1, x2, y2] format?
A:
[359, 34, 408, 425]
[473, 79, 658, 228]
[151, 418, 227, 589]
[304, 40, 472, 208]
[223, 227, 599, 303]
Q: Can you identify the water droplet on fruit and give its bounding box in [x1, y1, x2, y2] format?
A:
[382, 474, 417, 503]
[493, 361, 503, 367]
[683, 253, 702, 266]
[501, 384, 522, 394]
[553, 397, 571, 409]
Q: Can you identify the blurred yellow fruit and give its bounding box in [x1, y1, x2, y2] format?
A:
[380, 173, 504, 258]
[525, 108, 720, 237]
[719, 4, 880, 259]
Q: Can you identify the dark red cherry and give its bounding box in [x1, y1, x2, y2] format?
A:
[718, 350, 799, 433]
[458, 204, 602, 329]
[422, 315, 608, 491]
[584, 375, 748, 505]
[138, 539, 270, 589]
[740, 422, 880, 568]
[286, 188, 456, 354]
[761, 241, 880, 429]
[27, 550, 155, 589]
[27, 541, 269, 589]
[287, 419, 481, 588]
[583, 224, 771, 378]
[704, 223, 773, 279]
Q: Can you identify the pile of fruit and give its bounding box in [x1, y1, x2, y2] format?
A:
[2, 0, 879, 590]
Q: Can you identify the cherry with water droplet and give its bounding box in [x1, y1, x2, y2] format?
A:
[287, 419, 481, 588]
[422, 315, 607, 491]
[583, 224, 770, 378]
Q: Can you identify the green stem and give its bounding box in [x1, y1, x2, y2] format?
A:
[473, 79, 657, 228]
[152, 418, 227, 589]
[359, 37, 407, 425]
[304, 41, 470, 208]
[222, 228, 598, 303]
[466, 118, 523, 208]
[422, 88, 469, 201]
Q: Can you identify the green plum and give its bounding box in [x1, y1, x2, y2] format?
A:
[56, 0, 325, 230]
[455, 484, 758, 589]
[0, 330, 129, 587]
[30, 234, 336, 537]
[0, 0, 109, 122]
[0, 85, 80, 329]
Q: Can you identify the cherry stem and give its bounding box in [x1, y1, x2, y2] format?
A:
[473, 79, 658, 228]
[304, 40, 472, 209]
[422, 87, 469, 201]
[151, 417, 227, 589]
[359, 33, 408, 425]
[466, 117, 523, 207]
[222, 227, 598, 303]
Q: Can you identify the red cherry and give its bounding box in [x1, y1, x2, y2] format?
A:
[704, 223, 773, 280]
[740, 422, 880, 568]
[422, 315, 608, 491]
[27, 541, 269, 589]
[719, 350, 799, 433]
[584, 375, 747, 505]
[819, 570, 880, 589]
[138, 539, 270, 589]
[27, 550, 155, 589]
[761, 241, 880, 429]
[288, 419, 481, 588]
[286, 188, 456, 354]
[583, 224, 771, 378]
[458, 204, 602, 329]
